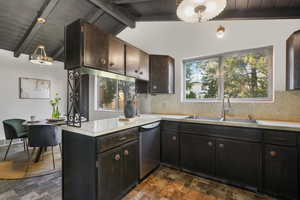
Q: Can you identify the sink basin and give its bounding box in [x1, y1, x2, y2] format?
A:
[186, 116, 256, 124]
[186, 116, 221, 121]
[223, 118, 257, 124]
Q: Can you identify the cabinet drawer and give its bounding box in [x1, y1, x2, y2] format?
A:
[180, 123, 262, 142]
[264, 130, 297, 146]
[162, 121, 179, 131]
[180, 123, 210, 135]
[210, 125, 262, 142]
[97, 128, 138, 152]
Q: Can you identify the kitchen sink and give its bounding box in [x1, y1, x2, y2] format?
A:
[186, 116, 256, 124]
[186, 116, 221, 121]
[223, 118, 257, 124]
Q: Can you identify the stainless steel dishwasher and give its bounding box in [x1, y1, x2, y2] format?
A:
[139, 122, 161, 180]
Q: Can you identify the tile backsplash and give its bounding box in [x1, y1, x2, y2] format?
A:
[142, 91, 300, 122]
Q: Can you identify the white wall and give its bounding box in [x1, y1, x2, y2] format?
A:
[0, 49, 67, 140]
[118, 19, 300, 92]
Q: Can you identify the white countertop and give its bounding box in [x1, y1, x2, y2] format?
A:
[62, 114, 188, 137]
[62, 114, 300, 137]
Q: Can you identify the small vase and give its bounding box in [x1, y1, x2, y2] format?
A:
[55, 106, 60, 119]
[124, 100, 135, 118]
[51, 105, 56, 119]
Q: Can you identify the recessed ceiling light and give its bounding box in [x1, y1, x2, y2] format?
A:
[37, 17, 46, 24]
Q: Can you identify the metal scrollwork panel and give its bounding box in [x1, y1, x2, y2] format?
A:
[67, 70, 81, 127]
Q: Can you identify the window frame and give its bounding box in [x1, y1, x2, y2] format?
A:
[182, 46, 274, 103]
[94, 75, 135, 112]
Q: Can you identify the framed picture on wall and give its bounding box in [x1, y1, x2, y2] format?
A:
[19, 77, 51, 99]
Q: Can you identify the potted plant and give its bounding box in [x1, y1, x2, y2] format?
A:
[50, 93, 62, 119]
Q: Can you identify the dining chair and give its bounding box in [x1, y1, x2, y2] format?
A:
[27, 125, 61, 169]
[2, 119, 29, 161]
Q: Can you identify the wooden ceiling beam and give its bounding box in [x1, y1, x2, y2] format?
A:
[137, 8, 300, 22]
[52, 9, 105, 60]
[214, 8, 300, 20]
[14, 0, 60, 57]
[112, 0, 152, 4]
[137, 14, 179, 21]
[89, 0, 136, 28]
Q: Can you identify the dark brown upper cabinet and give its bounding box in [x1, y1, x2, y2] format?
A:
[65, 20, 109, 70]
[108, 36, 125, 75]
[125, 45, 140, 78]
[286, 30, 300, 90]
[125, 45, 149, 81]
[150, 55, 175, 94]
[138, 50, 150, 81]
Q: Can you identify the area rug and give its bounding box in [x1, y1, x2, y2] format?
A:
[0, 145, 61, 180]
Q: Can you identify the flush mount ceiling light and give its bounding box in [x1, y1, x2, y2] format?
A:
[29, 45, 53, 66]
[216, 25, 225, 38]
[177, 0, 227, 23]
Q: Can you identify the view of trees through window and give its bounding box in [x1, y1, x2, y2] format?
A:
[184, 46, 273, 101]
[97, 76, 135, 111]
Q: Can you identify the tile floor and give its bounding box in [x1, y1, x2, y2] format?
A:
[0, 167, 275, 200]
[123, 167, 274, 200]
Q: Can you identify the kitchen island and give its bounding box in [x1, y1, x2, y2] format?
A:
[62, 114, 300, 200]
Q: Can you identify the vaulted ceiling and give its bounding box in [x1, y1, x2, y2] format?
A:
[1, 0, 300, 62]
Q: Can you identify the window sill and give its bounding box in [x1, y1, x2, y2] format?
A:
[182, 99, 274, 103]
[94, 109, 123, 113]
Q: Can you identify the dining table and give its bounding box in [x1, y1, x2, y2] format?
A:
[23, 119, 66, 163]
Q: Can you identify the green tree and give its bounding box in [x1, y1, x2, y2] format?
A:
[223, 52, 269, 98]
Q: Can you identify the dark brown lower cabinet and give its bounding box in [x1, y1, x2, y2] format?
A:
[98, 140, 139, 200]
[161, 131, 179, 168]
[215, 139, 261, 189]
[98, 147, 123, 200]
[122, 141, 139, 192]
[181, 133, 215, 176]
[263, 145, 298, 200]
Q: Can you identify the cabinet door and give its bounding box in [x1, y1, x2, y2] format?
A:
[138, 51, 149, 81]
[167, 57, 175, 93]
[126, 45, 140, 78]
[161, 131, 179, 167]
[83, 23, 108, 70]
[150, 55, 175, 93]
[181, 134, 215, 176]
[150, 55, 167, 93]
[108, 36, 125, 75]
[122, 140, 139, 193]
[216, 139, 261, 188]
[264, 145, 298, 199]
[98, 147, 122, 200]
[287, 30, 300, 90]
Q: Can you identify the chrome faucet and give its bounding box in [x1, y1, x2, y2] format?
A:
[220, 95, 231, 121]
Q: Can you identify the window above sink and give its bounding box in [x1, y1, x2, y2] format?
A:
[182, 46, 273, 103]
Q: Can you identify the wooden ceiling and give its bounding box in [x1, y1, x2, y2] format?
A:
[0, 0, 300, 61]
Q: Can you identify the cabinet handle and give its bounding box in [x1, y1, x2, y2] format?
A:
[139, 71, 143, 75]
[270, 151, 277, 157]
[172, 136, 177, 141]
[115, 154, 121, 161]
[124, 150, 129, 156]
[119, 136, 127, 141]
[219, 144, 224, 148]
[109, 62, 114, 66]
[134, 70, 138, 73]
[153, 85, 157, 89]
[208, 141, 213, 146]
